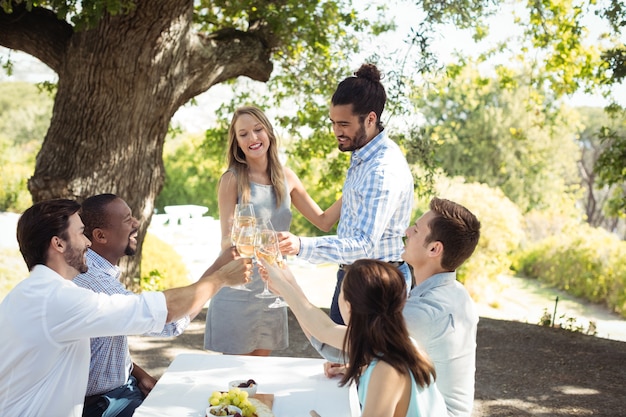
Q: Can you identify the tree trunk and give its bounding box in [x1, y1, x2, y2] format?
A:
[5, 0, 274, 289]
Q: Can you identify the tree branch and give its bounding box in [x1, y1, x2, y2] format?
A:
[0, 3, 72, 73]
[179, 28, 274, 104]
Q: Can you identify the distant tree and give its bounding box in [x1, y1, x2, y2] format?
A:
[411, 61, 581, 213]
[576, 107, 626, 234]
[594, 105, 626, 226]
[155, 131, 224, 215]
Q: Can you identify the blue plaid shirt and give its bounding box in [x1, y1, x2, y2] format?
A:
[73, 249, 190, 395]
[298, 130, 413, 264]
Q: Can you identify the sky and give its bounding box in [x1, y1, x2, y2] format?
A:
[1, 1, 623, 133]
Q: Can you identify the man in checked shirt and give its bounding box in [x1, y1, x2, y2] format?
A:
[278, 63, 414, 325]
[74, 194, 191, 417]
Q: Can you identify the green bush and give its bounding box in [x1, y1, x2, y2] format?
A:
[140, 232, 190, 291]
[513, 223, 626, 317]
[0, 82, 53, 213]
[155, 132, 224, 215]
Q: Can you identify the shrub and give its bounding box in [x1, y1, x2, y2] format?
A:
[140, 232, 190, 291]
[513, 223, 626, 317]
[155, 132, 224, 215]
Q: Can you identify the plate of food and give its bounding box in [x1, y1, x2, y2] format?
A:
[208, 387, 274, 417]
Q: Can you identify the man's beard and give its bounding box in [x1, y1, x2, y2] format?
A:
[125, 230, 138, 256]
[125, 244, 136, 257]
[65, 242, 88, 273]
[338, 122, 368, 152]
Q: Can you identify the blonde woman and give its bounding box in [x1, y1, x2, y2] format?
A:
[204, 105, 341, 356]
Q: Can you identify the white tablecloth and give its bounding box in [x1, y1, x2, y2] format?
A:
[133, 353, 360, 417]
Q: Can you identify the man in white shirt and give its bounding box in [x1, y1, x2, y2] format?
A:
[0, 199, 251, 417]
[265, 197, 481, 417]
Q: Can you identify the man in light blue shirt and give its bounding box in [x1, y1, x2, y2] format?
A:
[278, 63, 414, 324]
[270, 197, 481, 417]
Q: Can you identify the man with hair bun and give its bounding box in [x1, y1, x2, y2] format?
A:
[278, 63, 414, 325]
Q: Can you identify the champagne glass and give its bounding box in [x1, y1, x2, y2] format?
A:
[254, 219, 280, 299]
[230, 203, 256, 246]
[231, 223, 257, 291]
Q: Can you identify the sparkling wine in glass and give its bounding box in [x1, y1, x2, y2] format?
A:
[231, 222, 257, 291]
[230, 204, 256, 246]
[254, 219, 280, 299]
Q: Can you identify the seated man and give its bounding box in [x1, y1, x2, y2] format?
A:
[266, 197, 481, 417]
[74, 194, 196, 417]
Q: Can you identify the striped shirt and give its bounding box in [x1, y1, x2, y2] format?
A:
[73, 249, 190, 396]
[298, 130, 413, 264]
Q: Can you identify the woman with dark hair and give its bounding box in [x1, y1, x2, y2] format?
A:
[205, 105, 341, 356]
[263, 259, 447, 416]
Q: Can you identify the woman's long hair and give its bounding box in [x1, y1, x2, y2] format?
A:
[225, 106, 285, 206]
[339, 260, 436, 388]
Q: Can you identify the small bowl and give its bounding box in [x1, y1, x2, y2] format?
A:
[206, 405, 242, 416]
[228, 379, 257, 396]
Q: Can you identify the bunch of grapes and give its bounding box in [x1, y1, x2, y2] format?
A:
[209, 388, 256, 417]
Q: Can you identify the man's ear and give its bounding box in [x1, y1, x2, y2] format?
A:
[366, 111, 376, 127]
[50, 236, 66, 253]
[91, 228, 107, 244]
[429, 241, 444, 258]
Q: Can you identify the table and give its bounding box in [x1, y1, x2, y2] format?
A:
[133, 353, 360, 417]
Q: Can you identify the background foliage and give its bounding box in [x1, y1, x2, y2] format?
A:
[140, 232, 190, 291]
[514, 224, 626, 316]
[0, 82, 52, 212]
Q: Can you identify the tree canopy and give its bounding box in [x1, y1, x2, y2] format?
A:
[0, 0, 379, 286]
[1, 0, 624, 286]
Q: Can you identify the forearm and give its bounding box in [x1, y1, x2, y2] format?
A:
[163, 276, 223, 323]
[317, 197, 342, 232]
[277, 280, 346, 347]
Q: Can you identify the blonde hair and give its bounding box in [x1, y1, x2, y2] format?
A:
[226, 106, 286, 206]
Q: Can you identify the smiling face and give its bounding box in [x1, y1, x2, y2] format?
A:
[63, 213, 91, 274]
[401, 210, 436, 270]
[90, 197, 140, 265]
[106, 198, 139, 257]
[234, 113, 271, 161]
[329, 104, 376, 152]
